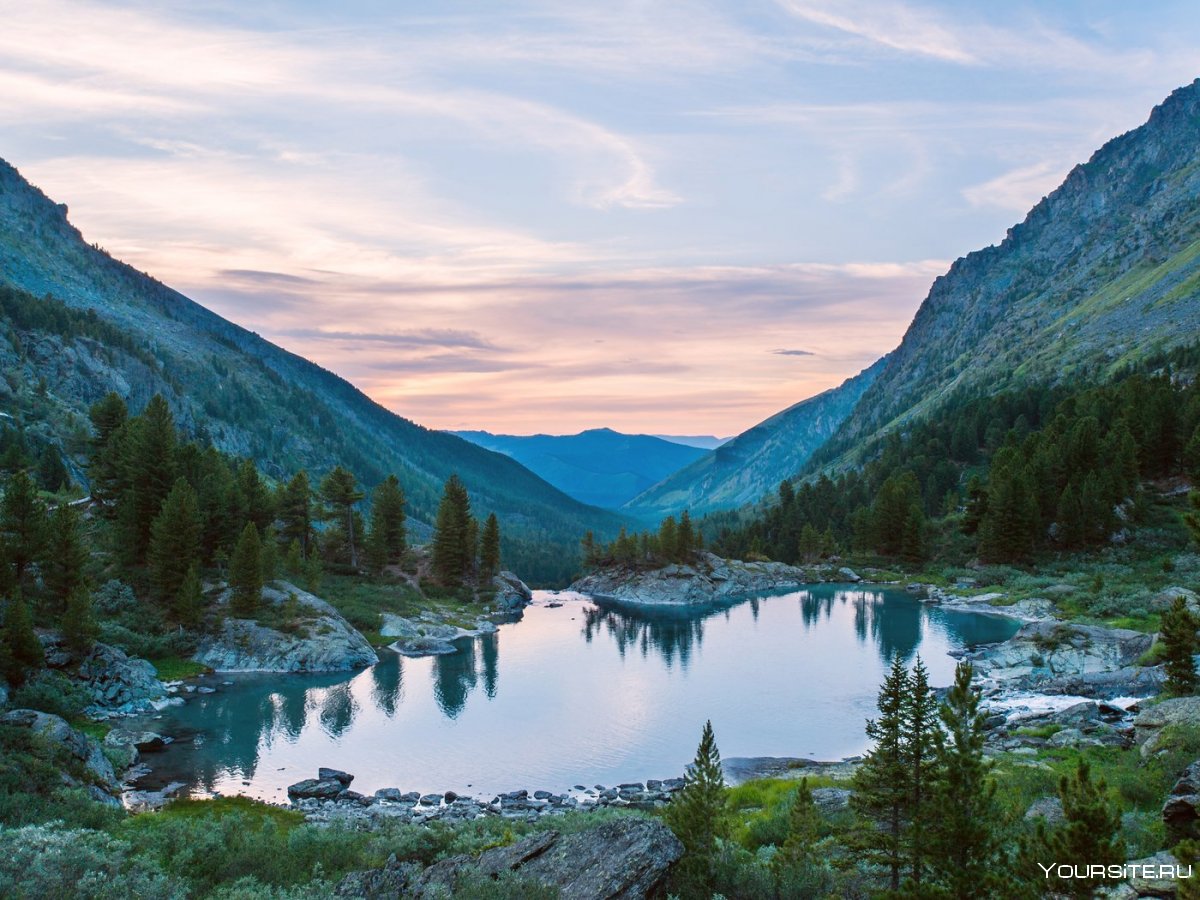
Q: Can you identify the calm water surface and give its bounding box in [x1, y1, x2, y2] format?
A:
[133, 585, 1018, 801]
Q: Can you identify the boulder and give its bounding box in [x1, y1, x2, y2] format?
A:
[1135, 698, 1200, 757]
[319, 767, 354, 786]
[1126, 850, 1184, 897]
[970, 622, 1152, 683]
[494, 571, 533, 612]
[66, 642, 167, 715]
[194, 582, 378, 673]
[1164, 760, 1200, 842]
[287, 779, 346, 800]
[811, 787, 853, 815]
[0, 708, 119, 796]
[1025, 796, 1065, 826]
[838, 567, 861, 582]
[336, 854, 421, 898]
[406, 817, 683, 899]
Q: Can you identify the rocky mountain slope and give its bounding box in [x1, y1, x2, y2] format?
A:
[0, 160, 623, 580]
[453, 427, 708, 509]
[815, 78, 1200, 465]
[622, 356, 886, 519]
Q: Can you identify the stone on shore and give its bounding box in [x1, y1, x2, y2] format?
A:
[569, 551, 812, 605]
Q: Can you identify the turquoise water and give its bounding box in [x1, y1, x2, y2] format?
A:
[131, 585, 1019, 801]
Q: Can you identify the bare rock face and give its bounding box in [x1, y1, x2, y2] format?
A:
[193, 581, 377, 673]
[570, 551, 810, 605]
[1163, 759, 1200, 843]
[1136, 698, 1200, 758]
[336, 816, 683, 899]
[494, 570, 533, 612]
[969, 622, 1152, 683]
[39, 636, 168, 715]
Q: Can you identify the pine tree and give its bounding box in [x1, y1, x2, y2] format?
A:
[927, 662, 1005, 898]
[120, 394, 178, 562]
[87, 392, 128, 509]
[797, 523, 822, 563]
[1023, 761, 1124, 898]
[41, 503, 88, 615]
[149, 478, 201, 605]
[432, 474, 471, 586]
[260, 524, 280, 585]
[1, 470, 47, 590]
[62, 586, 99, 657]
[1161, 595, 1198, 696]
[771, 779, 832, 895]
[581, 531, 598, 567]
[364, 523, 388, 576]
[851, 654, 911, 892]
[302, 552, 323, 593]
[664, 720, 729, 899]
[905, 656, 939, 886]
[176, 563, 204, 629]
[658, 516, 678, 562]
[1, 594, 44, 685]
[285, 538, 304, 576]
[234, 458, 274, 534]
[676, 510, 695, 560]
[277, 471, 313, 557]
[229, 522, 263, 617]
[319, 466, 364, 568]
[901, 502, 927, 563]
[479, 513, 501, 580]
[36, 447, 70, 493]
[371, 475, 407, 561]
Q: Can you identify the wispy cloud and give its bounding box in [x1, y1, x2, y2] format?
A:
[773, 349, 816, 356]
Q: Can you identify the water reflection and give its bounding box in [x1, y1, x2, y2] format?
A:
[130, 587, 1020, 800]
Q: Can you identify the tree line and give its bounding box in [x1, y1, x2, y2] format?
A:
[579, 509, 702, 570]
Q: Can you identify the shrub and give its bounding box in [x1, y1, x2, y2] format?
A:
[10, 670, 91, 719]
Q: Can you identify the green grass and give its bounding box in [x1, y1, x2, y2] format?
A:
[1013, 724, 1062, 739]
[120, 795, 305, 832]
[149, 656, 212, 681]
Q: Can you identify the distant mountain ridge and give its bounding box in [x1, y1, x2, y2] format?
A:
[0, 158, 623, 583]
[452, 427, 708, 510]
[622, 357, 888, 520]
[815, 78, 1200, 467]
[651, 434, 730, 450]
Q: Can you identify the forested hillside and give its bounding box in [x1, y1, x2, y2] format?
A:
[0, 162, 623, 583]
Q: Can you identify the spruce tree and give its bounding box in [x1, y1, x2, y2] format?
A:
[676, 510, 695, 560]
[149, 478, 201, 606]
[1, 470, 47, 590]
[285, 538, 304, 575]
[771, 779, 832, 895]
[229, 522, 263, 617]
[371, 475, 407, 561]
[176, 563, 204, 630]
[319, 466, 364, 568]
[1, 594, 44, 685]
[62, 586, 99, 657]
[1161, 595, 1198, 696]
[904, 656, 939, 886]
[1023, 760, 1124, 898]
[479, 513, 501, 580]
[87, 391, 128, 509]
[581, 531, 598, 567]
[658, 516, 678, 562]
[664, 720, 729, 898]
[432, 474, 471, 586]
[277, 470, 313, 557]
[927, 662, 1005, 898]
[42, 503, 88, 615]
[120, 394, 178, 562]
[851, 654, 911, 892]
[36, 447, 69, 492]
[260, 524, 280, 585]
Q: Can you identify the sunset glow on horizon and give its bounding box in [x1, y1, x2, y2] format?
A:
[3, 1, 1198, 435]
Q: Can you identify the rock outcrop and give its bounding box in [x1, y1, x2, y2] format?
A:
[0, 708, 121, 803]
[494, 570, 533, 612]
[336, 816, 682, 899]
[39, 636, 168, 716]
[193, 582, 377, 673]
[1135, 698, 1200, 758]
[570, 552, 812, 605]
[1163, 759, 1200, 843]
[969, 622, 1152, 685]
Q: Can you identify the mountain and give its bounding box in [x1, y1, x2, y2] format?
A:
[452, 428, 708, 510]
[622, 357, 887, 520]
[0, 158, 623, 583]
[813, 78, 1200, 467]
[651, 434, 731, 450]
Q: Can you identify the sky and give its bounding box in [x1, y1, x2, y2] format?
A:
[2, 2, 1198, 436]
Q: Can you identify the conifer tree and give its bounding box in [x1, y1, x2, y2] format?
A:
[176, 563, 204, 629]
[797, 523, 822, 563]
[901, 502, 927, 563]
[927, 662, 1005, 898]
[41, 503, 88, 615]
[1185, 491, 1200, 550]
[1, 470, 47, 591]
[480, 512, 501, 580]
[319, 466, 365, 568]
[677, 510, 695, 559]
[1023, 761, 1124, 898]
[87, 392, 128, 509]
[120, 394, 178, 562]
[1, 594, 44, 685]
[771, 779, 832, 895]
[432, 474, 471, 586]
[149, 478, 201, 606]
[235, 458, 274, 534]
[1161, 595, 1198, 696]
[302, 552, 323, 594]
[581, 531, 598, 567]
[277, 470, 313, 557]
[664, 720, 729, 898]
[62, 586, 99, 657]
[229, 522, 263, 617]
[36, 447, 69, 493]
[904, 656, 939, 886]
[371, 475, 407, 562]
[658, 516, 678, 562]
[260, 524, 280, 585]
[285, 538, 304, 575]
[851, 654, 911, 892]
